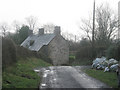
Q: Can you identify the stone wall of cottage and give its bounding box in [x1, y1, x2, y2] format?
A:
[48, 35, 69, 65]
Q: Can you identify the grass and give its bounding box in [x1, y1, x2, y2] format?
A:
[69, 55, 76, 65]
[2, 57, 51, 88]
[85, 69, 118, 88]
[69, 55, 76, 60]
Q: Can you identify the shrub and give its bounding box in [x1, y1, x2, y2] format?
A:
[2, 37, 16, 69]
[106, 44, 120, 61]
[16, 46, 52, 64]
[95, 46, 107, 57]
[16, 46, 37, 58]
[2, 37, 52, 69]
[69, 55, 75, 64]
[76, 46, 92, 59]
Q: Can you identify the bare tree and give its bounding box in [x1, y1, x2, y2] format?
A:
[80, 18, 93, 44]
[0, 23, 9, 37]
[80, 4, 118, 46]
[95, 5, 118, 41]
[43, 23, 55, 34]
[25, 16, 37, 30]
[12, 20, 21, 34]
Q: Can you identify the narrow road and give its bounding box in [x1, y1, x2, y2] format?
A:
[36, 66, 109, 89]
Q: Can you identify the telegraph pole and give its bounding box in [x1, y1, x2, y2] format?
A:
[92, 0, 95, 59]
[118, 1, 120, 40]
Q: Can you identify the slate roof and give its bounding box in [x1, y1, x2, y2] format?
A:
[21, 34, 56, 51]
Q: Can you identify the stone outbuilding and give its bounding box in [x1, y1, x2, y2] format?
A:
[21, 26, 69, 65]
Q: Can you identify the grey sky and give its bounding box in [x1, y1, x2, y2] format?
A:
[0, 0, 119, 36]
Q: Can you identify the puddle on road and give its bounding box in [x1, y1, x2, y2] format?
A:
[40, 83, 47, 88]
[53, 78, 56, 81]
[41, 84, 46, 86]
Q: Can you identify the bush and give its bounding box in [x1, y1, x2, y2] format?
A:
[106, 44, 120, 61]
[2, 37, 16, 69]
[16, 46, 37, 58]
[2, 36, 53, 70]
[69, 55, 75, 64]
[2, 37, 51, 69]
[76, 46, 92, 59]
[95, 46, 107, 57]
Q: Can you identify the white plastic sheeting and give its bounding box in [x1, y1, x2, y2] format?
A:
[92, 57, 107, 69]
[109, 59, 118, 65]
[110, 64, 118, 72]
[92, 57, 118, 72]
[104, 67, 109, 72]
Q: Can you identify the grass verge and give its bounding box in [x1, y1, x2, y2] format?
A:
[2, 57, 51, 88]
[85, 69, 118, 88]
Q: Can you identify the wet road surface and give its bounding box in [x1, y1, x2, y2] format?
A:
[35, 66, 110, 89]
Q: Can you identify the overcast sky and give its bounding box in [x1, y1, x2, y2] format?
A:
[0, 0, 119, 36]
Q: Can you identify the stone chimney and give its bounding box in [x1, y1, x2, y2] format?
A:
[39, 28, 44, 35]
[28, 29, 33, 36]
[54, 26, 61, 35]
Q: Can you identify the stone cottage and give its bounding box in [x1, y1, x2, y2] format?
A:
[21, 26, 69, 65]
